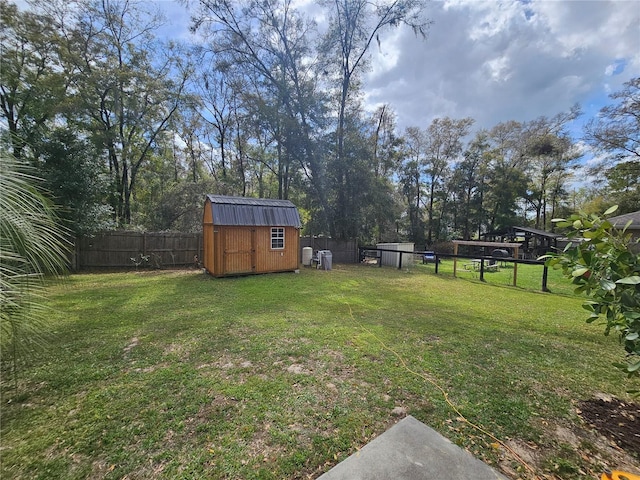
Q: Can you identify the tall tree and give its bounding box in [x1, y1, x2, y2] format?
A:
[584, 77, 640, 167]
[174, 110, 208, 184]
[33, 127, 114, 235]
[523, 108, 581, 230]
[192, 0, 328, 218]
[398, 126, 427, 245]
[320, 0, 429, 238]
[423, 117, 474, 243]
[0, 1, 65, 159]
[524, 133, 575, 229]
[58, 0, 190, 225]
[604, 160, 640, 213]
[483, 121, 529, 231]
[449, 131, 490, 240]
[195, 68, 236, 188]
[367, 105, 402, 242]
[371, 104, 399, 178]
[1, 1, 114, 236]
[584, 77, 640, 213]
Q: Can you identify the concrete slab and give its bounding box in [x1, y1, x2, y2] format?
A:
[317, 416, 509, 480]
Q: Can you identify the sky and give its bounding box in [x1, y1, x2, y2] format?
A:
[363, 0, 640, 135]
[154, 0, 640, 140]
[12, 0, 639, 167]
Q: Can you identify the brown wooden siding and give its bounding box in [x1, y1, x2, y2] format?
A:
[254, 227, 299, 273]
[203, 224, 300, 277]
[203, 201, 216, 274]
[222, 227, 254, 275]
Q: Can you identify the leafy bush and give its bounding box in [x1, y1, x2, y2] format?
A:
[543, 206, 640, 379]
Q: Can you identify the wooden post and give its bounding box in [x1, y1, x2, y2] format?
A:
[513, 246, 519, 287]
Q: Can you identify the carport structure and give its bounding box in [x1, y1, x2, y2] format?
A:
[452, 240, 522, 285]
[484, 226, 562, 259]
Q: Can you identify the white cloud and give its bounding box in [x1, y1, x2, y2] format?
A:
[363, 0, 640, 133]
[370, 28, 403, 76]
[484, 55, 512, 83]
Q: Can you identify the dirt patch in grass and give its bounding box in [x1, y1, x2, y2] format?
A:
[496, 413, 639, 480]
[578, 396, 640, 455]
[123, 337, 139, 356]
[514, 396, 640, 479]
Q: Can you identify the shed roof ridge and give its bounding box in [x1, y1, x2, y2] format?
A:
[206, 194, 296, 207]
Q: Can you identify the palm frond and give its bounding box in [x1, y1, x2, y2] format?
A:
[0, 152, 70, 379]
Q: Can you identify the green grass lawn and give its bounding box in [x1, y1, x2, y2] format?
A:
[1, 265, 638, 479]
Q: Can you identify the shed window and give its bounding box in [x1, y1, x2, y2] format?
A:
[271, 227, 285, 249]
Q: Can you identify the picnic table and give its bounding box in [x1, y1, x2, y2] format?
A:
[464, 259, 498, 272]
[464, 259, 481, 271]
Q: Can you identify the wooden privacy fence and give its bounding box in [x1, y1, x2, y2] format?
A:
[73, 233, 360, 270]
[74, 232, 202, 270]
[300, 237, 359, 264]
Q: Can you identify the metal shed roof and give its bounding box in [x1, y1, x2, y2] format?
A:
[485, 226, 562, 239]
[205, 194, 302, 228]
[511, 226, 562, 239]
[452, 240, 522, 248]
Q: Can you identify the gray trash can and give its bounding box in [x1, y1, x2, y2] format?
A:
[319, 250, 332, 270]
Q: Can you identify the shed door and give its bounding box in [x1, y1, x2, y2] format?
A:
[223, 228, 254, 274]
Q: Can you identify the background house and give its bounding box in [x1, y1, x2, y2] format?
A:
[203, 195, 302, 277]
[609, 210, 640, 252]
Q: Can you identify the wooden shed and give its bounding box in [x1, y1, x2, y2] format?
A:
[202, 195, 302, 277]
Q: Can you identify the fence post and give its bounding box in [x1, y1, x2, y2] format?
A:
[542, 265, 549, 292]
[453, 243, 459, 277]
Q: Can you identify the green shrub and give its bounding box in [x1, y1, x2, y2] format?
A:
[543, 206, 640, 380]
